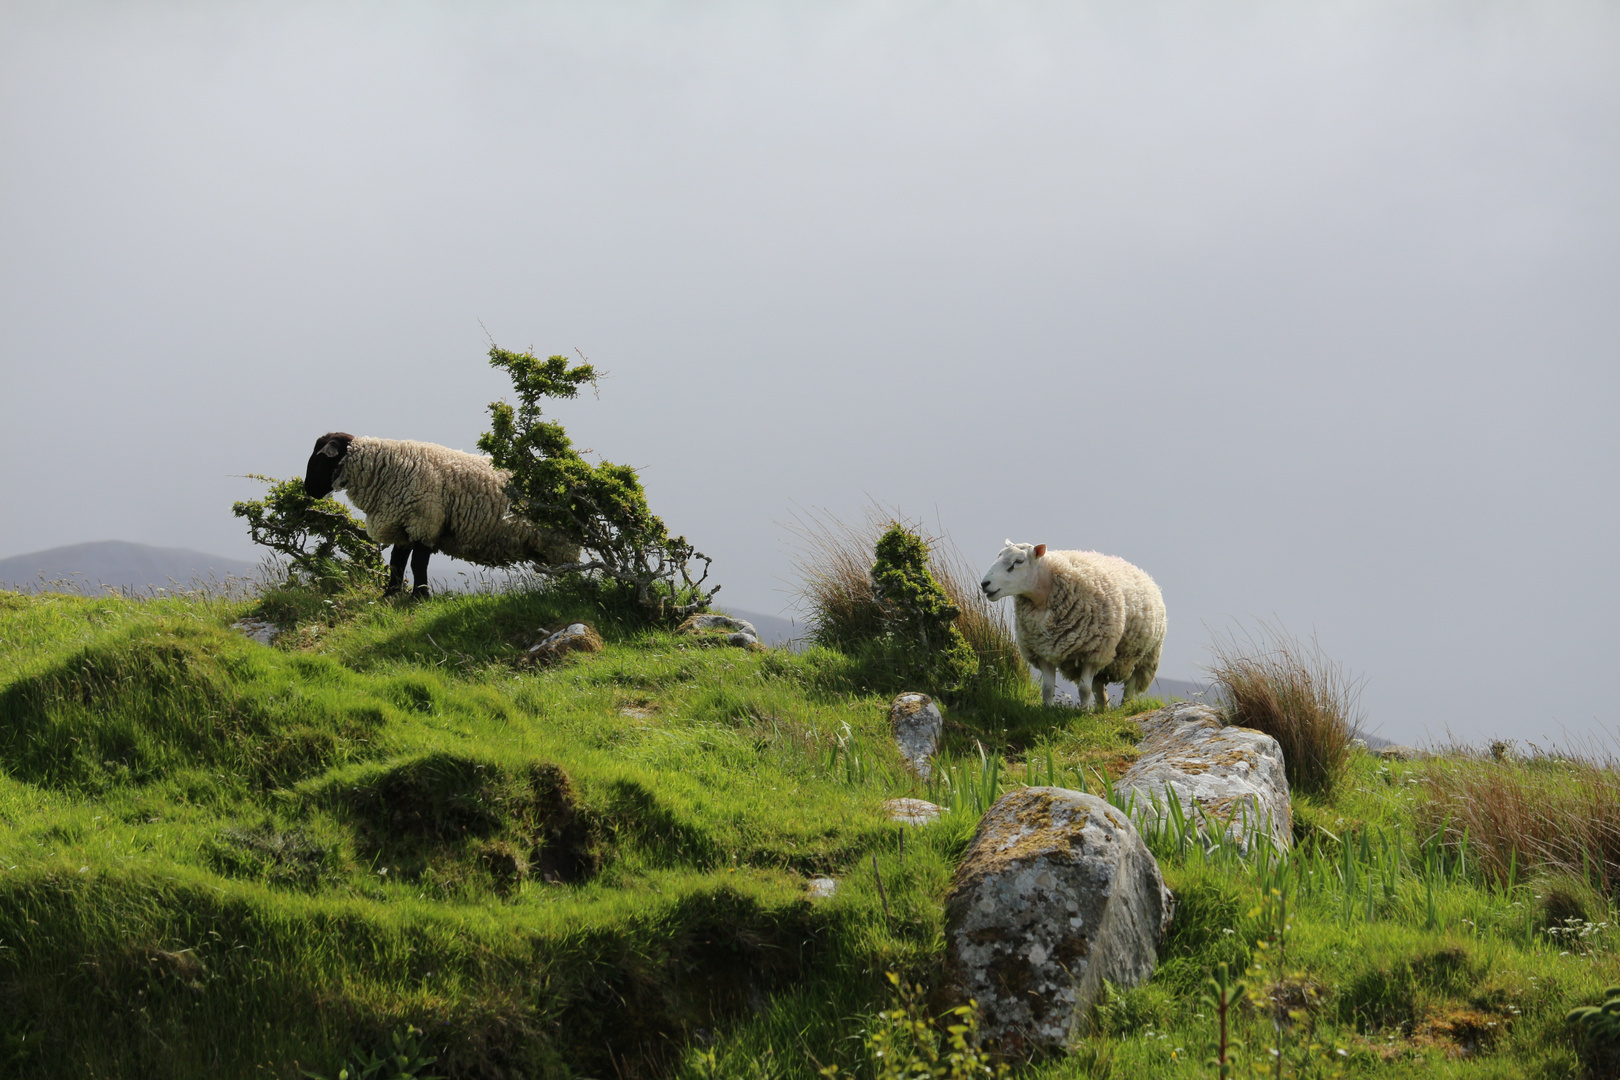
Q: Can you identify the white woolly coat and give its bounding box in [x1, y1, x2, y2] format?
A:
[1013, 550, 1166, 694]
[335, 437, 579, 567]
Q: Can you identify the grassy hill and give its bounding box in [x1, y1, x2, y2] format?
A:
[0, 580, 1614, 1078]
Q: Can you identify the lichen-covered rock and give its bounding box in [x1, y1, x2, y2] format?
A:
[525, 622, 604, 664]
[883, 797, 944, 826]
[944, 787, 1173, 1055]
[1116, 701, 1291, 851]
[676, 613, 762, 649]
[890, 693, 943, 778]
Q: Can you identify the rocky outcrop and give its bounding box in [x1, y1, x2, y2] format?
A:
[889, 693, 943, 778]
[525, 622, 604, 664]
[944, 787, 1173, 1055]
[1115, 701, 1291, 851]
[676, 613, 762, 649]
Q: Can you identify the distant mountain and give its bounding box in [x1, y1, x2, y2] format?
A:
[0, 541, 258, 593]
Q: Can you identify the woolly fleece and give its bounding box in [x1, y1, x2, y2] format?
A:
[334, 437, 579, 568]
[984, 544, 1165, 709]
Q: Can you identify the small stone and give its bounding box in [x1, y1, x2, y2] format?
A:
[1116, 701, 1292, 852]
[806, 877, 838, 898]
[676, 613, 762, 649]
[883, 798, 943, 826]
[230, 618, 282, 646]
[890, 693, 943, 778]
[944, 787, 1173, 1055]
[525, 622, 604, 664]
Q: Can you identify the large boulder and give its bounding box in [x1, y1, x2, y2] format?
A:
[944, 787, 1173, 1055]
[1115, 701, 1291, 851]
[889, 693, 943, 778]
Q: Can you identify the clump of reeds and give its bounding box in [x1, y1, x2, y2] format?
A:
[1416, 746, 1620, 896]
[785, 506, 1026, 694]
[1206, 623, 1359, 797]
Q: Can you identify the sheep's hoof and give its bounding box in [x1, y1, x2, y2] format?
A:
[410, 586, 431, 600]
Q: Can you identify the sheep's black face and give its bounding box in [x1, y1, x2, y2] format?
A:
[305, 432, 354, 498]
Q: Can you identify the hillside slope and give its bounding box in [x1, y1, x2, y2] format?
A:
[0, 581, 1608, 1078]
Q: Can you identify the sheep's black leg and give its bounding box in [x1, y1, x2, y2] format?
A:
[385, 544, 410, 596]
[410, 544, 432, 599]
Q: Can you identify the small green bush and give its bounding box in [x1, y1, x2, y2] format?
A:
[869, 524, 980, 695]
[786, 507, 1026, 699]
[232, 474, 383, 591]
[821, 973, 1005, 1080]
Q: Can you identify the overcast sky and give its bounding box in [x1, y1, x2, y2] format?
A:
[2, 1, 1616, 745]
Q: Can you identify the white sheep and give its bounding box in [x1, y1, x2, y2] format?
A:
[980, 541, 1166, 711]
[304, 432, 579, 597]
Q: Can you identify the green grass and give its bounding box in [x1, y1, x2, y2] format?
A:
[0, 584, 1615, 1078]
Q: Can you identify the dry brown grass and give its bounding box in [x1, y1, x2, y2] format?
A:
[1416, 748, 1620, 895]
[784, 506, 1025, 692]
[1207, 623, 1359, 797]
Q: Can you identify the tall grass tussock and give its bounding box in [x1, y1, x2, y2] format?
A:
[1207, 623, 1359, 797]
[1418, 744, 1620, 898]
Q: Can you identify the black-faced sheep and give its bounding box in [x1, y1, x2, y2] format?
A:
[980, 540, 1166, 712]
[304, 432, 579, 597]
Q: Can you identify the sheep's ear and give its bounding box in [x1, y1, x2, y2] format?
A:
[1033, 544, 1046, 558]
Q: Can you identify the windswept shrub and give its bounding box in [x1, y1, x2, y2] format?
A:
[479, 346, 718, 619]
[1207, 624, 1357, 797]
[232, 474, 384, 590]
[1416, 749, 1620, 896]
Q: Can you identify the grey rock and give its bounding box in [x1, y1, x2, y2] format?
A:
[230, 618, 282, 646]
[945, 787, 1173, 1055]
[883, 798, 944, 826]
[890, 693, 943, 778]
[1116, 701, 1292, 852]
[1379, 744, 1429, 762]
[676, 613, 761, 648]
[806, 877, 838, 898]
